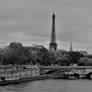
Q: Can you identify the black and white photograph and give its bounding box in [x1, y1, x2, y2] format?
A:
[0, 0, 92, 92]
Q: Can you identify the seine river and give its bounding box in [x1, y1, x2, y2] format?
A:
[0, 79, 92, 92]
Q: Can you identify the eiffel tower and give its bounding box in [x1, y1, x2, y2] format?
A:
[49, 11, 57, 52]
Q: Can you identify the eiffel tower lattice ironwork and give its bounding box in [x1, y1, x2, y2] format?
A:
[49, 11, 57, 52]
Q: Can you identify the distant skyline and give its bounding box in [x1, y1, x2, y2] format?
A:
[0, 0, 92, 53]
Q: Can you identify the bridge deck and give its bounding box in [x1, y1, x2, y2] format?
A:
[40, 66, 92, 69]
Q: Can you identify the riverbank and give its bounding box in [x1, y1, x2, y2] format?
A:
[0, 75, 63, 85]
[0, 73, 92, 86]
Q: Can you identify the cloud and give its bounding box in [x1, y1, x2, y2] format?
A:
[0, 0, 92, 53]
[0, 32, 48, 47]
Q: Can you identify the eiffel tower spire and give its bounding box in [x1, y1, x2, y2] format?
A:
[49, 10, 57, 52]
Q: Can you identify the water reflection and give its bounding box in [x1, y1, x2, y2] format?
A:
[0, 79, 92, 92]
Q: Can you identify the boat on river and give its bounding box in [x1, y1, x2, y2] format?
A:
[62, 71, 80, 79]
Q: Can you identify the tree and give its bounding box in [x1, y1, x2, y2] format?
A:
[0, 47, 14, 64]
[79, 57, 92, 66]
[79, 57, 88, 66]
[67, 51, 84, 64]
[8, 42, 27, 65]
[36, 47, 51, 66]
[24, 47, 34, 64]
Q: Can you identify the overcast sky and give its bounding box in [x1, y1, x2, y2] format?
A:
[0, 0, 92, 53]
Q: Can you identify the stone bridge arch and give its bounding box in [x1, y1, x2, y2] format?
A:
[85, 72, 92, 79]
[45, 69, 63, 74]
[40, 68, 64, 75]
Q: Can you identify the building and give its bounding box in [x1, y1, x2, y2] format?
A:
[24, 45, 45, 55]
[79, 50, 88, 56]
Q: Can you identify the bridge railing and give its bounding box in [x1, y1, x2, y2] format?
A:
[39, 66, 92, 69]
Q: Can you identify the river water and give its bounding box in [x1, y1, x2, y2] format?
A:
[0, 79, 92, 92]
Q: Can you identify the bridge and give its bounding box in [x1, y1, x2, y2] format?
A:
[40, 66, 92, 69]
[39, 66, 92, 78]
